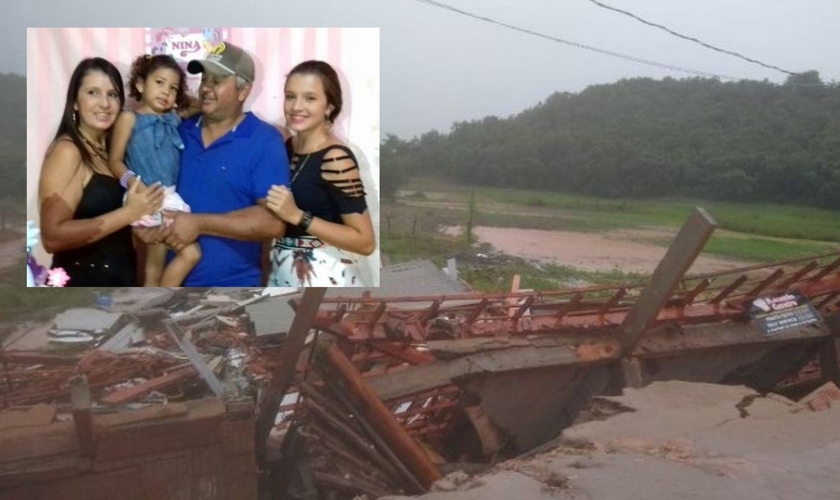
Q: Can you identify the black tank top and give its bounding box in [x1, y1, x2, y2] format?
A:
[51, 172, 137, 286]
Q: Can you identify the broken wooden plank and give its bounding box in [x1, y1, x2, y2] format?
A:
[69, 375, 94, 457]
[162, 319, 225, 398]
[315, 376, 426, 494]
[618, 207, 717, 353]
[99, 366, 197, 405]
[255, 287, 327, 461]
[323, 344, 442, 488]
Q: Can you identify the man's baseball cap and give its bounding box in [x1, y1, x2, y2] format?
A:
[187, 41, 255, 83]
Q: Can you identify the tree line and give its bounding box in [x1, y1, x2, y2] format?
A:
[0, 73, 26, 212]
[382, 71, 840, 210]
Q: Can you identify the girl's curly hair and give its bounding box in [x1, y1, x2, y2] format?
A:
[127, 54, 188, 109]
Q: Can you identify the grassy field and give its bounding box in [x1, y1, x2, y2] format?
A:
[383, 179, 840, 292]
[401, 179, 840, 242]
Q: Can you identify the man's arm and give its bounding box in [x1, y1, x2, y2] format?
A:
[161, 201, 285, 249]
[162, 122, 290, 250]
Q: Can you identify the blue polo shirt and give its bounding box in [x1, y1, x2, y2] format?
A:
[177, 112, 289, 286]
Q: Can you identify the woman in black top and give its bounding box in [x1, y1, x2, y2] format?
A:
[38, 58, 164, 286]
[266, 60, 375, 287]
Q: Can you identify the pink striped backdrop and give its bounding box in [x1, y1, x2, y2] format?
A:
[26, 27, 380, 285]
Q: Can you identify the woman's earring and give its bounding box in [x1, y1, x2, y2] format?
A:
[73, 111, 78, 125]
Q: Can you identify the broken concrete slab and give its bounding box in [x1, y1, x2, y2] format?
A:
[108, 287, 175, 313]
[245, 296, 297, 337]
[562, 381, 777, 445]
[98, 323, 144, 353]
[379, 381, 840, 500]
[53, 308, 123, 333]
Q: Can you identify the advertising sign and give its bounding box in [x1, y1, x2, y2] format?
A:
[750, 292, 821, 336]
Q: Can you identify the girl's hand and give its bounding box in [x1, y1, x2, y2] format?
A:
[125, 180, 165, 219]
[266, 185, 303, 224]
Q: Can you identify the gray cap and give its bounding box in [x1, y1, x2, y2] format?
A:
[187, 41, 255, 83]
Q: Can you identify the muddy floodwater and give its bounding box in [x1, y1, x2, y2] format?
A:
[444, 226, 752, 274]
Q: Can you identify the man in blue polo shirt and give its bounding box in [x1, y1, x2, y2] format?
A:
[151, 42, 289, 286]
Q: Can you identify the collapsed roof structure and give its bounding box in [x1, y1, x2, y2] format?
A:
[2, 209, 839, 499]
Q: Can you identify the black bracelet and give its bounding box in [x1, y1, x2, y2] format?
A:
[298, 211, 313, 231]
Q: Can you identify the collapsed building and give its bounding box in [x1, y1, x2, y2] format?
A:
[1, 209, 839, 499]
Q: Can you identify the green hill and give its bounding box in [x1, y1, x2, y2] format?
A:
[384, 71, 840, 209]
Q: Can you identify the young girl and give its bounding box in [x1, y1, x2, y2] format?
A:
[109, 54, 200, 286]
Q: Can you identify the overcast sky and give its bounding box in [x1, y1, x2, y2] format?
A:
[2, 0, 838, 139]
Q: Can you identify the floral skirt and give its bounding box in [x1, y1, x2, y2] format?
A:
[268, 236, 365, 287]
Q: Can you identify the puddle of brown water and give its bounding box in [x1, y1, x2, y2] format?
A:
[444, 226, 751, 274]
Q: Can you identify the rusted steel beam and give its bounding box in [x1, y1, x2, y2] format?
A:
[0, 351, 82, 365]
[511, 296, 535, 324]
[709, 275, 748, 304]
[317, 375, 427, 494]
[682, 278, 711, 305]
[303, 392, 400, 479]
[795, 274, 840, 299]
[618, 207, 717, 353]
[776, 261, 819, 290]
[598, 288, 627, 324]
[323, 344, 442, 488]
[100, 365, 196, 405]
[419, 300, 441, 325]
[327, 301, 748, 347]
[743, 268, 785, 300]
[368, 302, 387, 329]
[256, 287, 327, 461]
[69, 375, 94, 457]
[817, 291, 840, 311]
[464, 299, 489, 331]
[809, 256, 840, 282]
[555, 293, 584, 320]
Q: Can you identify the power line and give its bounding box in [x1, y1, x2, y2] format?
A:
[586, 0, 797, 76]
[407, 0, 741, 80]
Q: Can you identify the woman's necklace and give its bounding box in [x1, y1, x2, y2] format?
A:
[290, 135, 330, 184]
[79, 133, 108, 162]
[290, 153, 312, 184]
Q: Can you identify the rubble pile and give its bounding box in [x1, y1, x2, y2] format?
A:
[1, 289, 285, 410]
[0, 247, 838, 499]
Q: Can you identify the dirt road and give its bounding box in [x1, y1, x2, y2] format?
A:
[448, 226, 753, 274]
